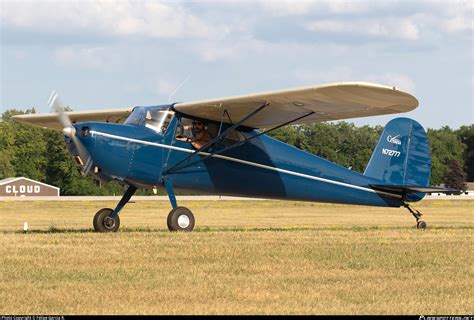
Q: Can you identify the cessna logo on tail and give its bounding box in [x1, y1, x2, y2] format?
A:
[387, 135, 401, 145]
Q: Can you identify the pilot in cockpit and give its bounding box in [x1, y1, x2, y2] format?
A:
[176, 120, 212, 149]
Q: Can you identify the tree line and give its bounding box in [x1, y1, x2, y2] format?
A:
[269, 122, 472, 190]
[0, 108, 472, 195]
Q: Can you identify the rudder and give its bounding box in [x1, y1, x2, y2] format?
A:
[364, 117, 431, 187]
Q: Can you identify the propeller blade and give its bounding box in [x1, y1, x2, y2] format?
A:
[48, 91, 93, 176]
[72, 135, 93, 176]
[48, 91, 71, 128]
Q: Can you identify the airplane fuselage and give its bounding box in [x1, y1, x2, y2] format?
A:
[73, 108, 407, 208]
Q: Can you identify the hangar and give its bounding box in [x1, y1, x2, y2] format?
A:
[0, 177, 60, 197]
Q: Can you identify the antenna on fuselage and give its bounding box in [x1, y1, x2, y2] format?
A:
[168, 74, 191, 103]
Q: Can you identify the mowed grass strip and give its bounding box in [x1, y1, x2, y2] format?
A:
[0, 200, 472, 314]
[0, 199, 472, 231]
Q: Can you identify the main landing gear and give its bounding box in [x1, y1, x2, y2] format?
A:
[404, 203, 427, 229]
[164, 179, 195, 232]
[92, 181, 195, 232]
[167, 207, 195, 231]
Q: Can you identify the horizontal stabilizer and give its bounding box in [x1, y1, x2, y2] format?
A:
[370, 185, 460, 194]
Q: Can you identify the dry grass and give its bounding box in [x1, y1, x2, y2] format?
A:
[0, 199, 472, 315]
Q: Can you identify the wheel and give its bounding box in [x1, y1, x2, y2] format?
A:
[93, 208, 111, 231]
[93, 208, 120, 232]
[167, 207, 195, 232]
[417, 220, 427, 229]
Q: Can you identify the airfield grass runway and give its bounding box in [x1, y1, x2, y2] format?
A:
[0, 199, 472, 315]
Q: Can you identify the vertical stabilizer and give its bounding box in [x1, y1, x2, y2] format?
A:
[364, 117, 431, 187]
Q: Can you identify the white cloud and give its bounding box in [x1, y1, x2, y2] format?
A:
[292, 67, 416, 93]
[414, 0, 473, 34]
[0, 1, 224, 40]
[53, 46, 124, 71]
[292, 66, 355, 84]
[257, 0, 372, 15]
[257, 1, 321, 15]
[259, 0, 472, 37]
[442, 14, 473, 33]
[194, 38, 266, 62]
[306, 18, 419, 41]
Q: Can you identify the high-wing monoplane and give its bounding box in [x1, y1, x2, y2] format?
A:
[13, 82, 453, 232]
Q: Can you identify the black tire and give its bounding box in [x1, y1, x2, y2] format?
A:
[417, 220, 427, 229]
[93, 208, 120, 232]
[167, 207, 195, 232]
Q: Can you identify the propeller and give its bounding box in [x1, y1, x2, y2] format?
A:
[48, 91, 94, 176]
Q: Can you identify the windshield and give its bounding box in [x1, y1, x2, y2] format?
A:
[144, 109, 174, 134]
[124, 106, 175, 134]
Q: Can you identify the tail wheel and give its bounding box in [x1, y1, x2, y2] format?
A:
[93, 208, 120, 232]
[167, 207, 195, 232]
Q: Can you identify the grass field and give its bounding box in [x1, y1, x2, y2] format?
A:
[0, 199, 472, 315]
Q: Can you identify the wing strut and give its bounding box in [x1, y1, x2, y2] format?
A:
[165, 110, 315, 175]
[217, 109, 234, 136]
[164, 102, 269, 175]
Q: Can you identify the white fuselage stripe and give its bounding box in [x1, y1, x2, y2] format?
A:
[90, 130, 401, 199]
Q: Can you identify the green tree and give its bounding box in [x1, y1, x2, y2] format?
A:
[427, 127, 466, 185]
[298, 123, 341, 163]
[455, 125, 474, 181]
[444, 159, 467, 191]
[42, 129, 87, 194]
[268, 125, 304, 147]
[0, 121, 16, 179]
[1, 108, 48, 181]
[1, 108, 36, 121]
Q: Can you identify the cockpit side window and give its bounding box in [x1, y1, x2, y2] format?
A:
[144, 109, 174, 134]
[175, 118, 218, 139]
[223, 130, 245, 145]
[175, 116, 245, 149]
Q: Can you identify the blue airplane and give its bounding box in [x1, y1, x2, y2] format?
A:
[13, 82, 453, 232]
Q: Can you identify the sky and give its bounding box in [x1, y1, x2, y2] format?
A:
[0, 0, 472, 129]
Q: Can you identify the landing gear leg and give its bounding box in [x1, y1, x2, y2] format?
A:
[164, 179, 195, 232]
[404, 203, 427, 229]
[93, 185, 137, 232]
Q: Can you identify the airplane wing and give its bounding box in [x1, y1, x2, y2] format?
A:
[173, 82, 419, 128]
[11, 107, 133, 131]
